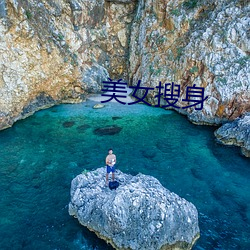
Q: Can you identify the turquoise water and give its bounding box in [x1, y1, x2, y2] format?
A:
[0, 100, 249, 250]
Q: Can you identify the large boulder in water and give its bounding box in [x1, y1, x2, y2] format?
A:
[68, 168, 200, 250]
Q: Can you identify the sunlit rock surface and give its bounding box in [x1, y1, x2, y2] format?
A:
[69, 168, 200, 250]
[0, 0, 136, 129]
[129, 0, 250, 124]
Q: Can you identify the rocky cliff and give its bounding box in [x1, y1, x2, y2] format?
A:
[215, 112, 250, 157]
[69, 168, 200, 250]
[0, 0, 136, 130]
[129, 0, 250, 125]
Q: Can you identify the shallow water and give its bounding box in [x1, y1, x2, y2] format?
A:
[0, 100, 249, 250]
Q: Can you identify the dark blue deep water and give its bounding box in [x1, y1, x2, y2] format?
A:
[0, 100, 249, 250]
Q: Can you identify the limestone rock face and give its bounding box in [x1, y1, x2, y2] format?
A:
[215, 112, 250, 157]
[69, 168, 200, 250]
[0, 0, 136, 130]
[129, 0, 250, 125]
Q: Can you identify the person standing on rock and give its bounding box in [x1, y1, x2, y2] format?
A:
[106, 148, 116, 185]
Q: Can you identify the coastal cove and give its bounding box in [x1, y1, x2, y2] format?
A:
[0, 100, 249, 249]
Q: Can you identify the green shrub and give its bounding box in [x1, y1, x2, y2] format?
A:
[156, 36, 167, 45]
[217, 77, 227, 84]
[25, 10, 32, 19]
[149, 64, 154, 74]
[183, 0, 198, 9]
[170, 8, 181, 16]
[235, 56, 250, 66]
[175, 47, 184, 60]
[189, 66, 199, 73]
[58, 33, 64, 41]
[155, 68, 162, 76]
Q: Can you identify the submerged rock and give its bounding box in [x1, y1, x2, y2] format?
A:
[215, 112, 250, 157]
[63, 121, 75, 128]
[112, 116, 122, 120]
[76, 124, 91, 132]
[69, 168, 200, 250]
[93, 125, 122, 135]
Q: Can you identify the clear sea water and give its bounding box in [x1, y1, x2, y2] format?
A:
[0, 100, 249, 250]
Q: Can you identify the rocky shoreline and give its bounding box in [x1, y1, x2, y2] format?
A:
[215, 112, 250, 157]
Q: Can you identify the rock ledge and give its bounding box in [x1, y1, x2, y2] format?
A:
[69, 168, 200, 250]
[215, 112, 250, 157]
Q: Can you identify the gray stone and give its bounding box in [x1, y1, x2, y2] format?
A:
[69, 168, 200, 250]
[215, 112, 250, 157]
[0, 0, 6, 18]
[93, 103, 105, 109]
[68, 0, 82, 11]
[81, 64, 109, 93]
[21, 92, 55, 116]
